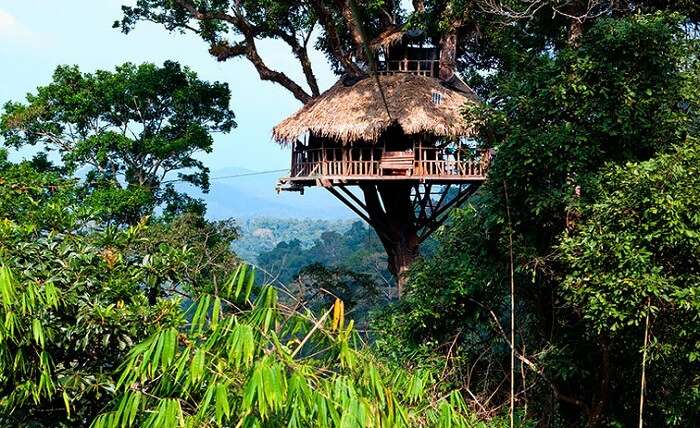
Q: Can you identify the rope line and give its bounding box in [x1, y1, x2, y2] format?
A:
[3, 168, 290, 190]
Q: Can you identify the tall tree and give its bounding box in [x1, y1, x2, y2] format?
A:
[375, 8, 700, 427]
[1, 61, 236, 223]
[115, 1, 479, 104]
[560, 138, 700, 425]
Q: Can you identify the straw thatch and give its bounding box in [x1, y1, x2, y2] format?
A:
[273, 74, 480, 145]
[369, 27, 405, 52]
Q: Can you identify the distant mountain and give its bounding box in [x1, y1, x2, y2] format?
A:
[178, 167, 354, 220]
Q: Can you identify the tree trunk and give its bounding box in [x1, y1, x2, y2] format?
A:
[361, 182, 420, 298]
[383, 220, 419, 299]
[589, 335, 611, 427]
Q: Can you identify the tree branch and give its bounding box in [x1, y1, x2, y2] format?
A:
[469, 298, 592, 415]
[333, 0, 365, 56]
[275, 29, 321, 97]
[308, 0, 364, 76]
[242, 35, 313, 104]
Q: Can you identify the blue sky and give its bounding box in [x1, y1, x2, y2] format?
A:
[0, 0, 337, 172]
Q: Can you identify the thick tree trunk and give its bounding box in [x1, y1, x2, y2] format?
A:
[439, 31, 457, 80]
[361, 182, 420, 298]
[384, 228, 419, 298]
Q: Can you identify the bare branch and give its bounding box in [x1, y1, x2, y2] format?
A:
[173, 0, 313, 103]
[476, 0, 623, 25]
[469, 298, 592, 414]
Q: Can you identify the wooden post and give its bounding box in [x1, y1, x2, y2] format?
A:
[417, 138, 422, 176]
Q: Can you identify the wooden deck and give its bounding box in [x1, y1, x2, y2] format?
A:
[280, 145, 491, 190]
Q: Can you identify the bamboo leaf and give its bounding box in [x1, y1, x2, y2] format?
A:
[32, 318, 44, 348]
[211, 297, 221, 329]
[190, 348, 206, 383]
[215, 383, 230, 424]
[62, 390, 71, 418]
[244, 266, 255, 301]
[235, 264, 248, 300]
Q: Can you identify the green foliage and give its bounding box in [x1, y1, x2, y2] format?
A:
[1, 61, 236, 223]
[93, 267, 514, 428]
[0, 158, 500, 426]
[468, 13, 696, 242]
[560, 140, 700, 425]
[131, 213, 240, 298]
[380, 10, 700, 427]
[0, 161, 82, 231]
[0, 179, 184, 426]
[0, 159, 240, 426]
[372, 199, 515, 407]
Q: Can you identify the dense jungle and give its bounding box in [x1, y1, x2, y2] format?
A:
[1, 1, 699, 427]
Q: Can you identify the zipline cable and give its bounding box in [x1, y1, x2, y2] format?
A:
[162, 168, 289, 184]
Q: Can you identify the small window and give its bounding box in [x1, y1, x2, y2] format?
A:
[432, 92, 442, 105]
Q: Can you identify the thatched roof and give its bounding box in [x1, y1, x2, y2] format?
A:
[273, 74, 480, 145]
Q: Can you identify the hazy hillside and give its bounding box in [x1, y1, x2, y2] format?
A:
[231, 217, 356, 262]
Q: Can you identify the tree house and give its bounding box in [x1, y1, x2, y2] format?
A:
[274, 31, 489, 297]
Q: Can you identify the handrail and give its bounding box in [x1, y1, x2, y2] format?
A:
[290, 146, 490, 179]
[375, 59, 439, 77]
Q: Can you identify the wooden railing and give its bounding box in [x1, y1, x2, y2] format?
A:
[291, 153, 490, 180]
[293, 160, 380, 177]
[375, 60, 439, 77]
[414, 159, 486, 177]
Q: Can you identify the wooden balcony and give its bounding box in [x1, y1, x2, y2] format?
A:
[282, 146, 490, 188]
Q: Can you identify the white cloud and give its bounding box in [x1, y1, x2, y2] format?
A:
[0, 8, 40, 47]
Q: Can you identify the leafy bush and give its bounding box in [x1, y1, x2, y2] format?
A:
[0, 160, 234, 426]
[0, 156, 505, 427]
